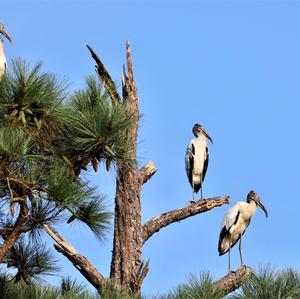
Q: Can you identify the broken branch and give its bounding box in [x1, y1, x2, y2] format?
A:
[42, 225, 105, 289]
[86, 44, 122, 105]
[139, 161, 157, 185]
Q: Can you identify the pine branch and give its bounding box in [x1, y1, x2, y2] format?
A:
[42, 225, 105, 289]
[142, 196, 230, 244]
[0, 201, 29, 262]
[86, 45, 122, 106]
[214, 265, 252, 295]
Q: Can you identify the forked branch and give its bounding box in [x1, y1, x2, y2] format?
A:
[142, 196, 230, 244]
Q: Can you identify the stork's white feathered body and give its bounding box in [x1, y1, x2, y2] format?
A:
[185, 124, 213, 200]
[218, 190, 268, 272]
[218, 201, 256, 255]
[186, 136, 208, 189]
[0, 41, 7, 79]
[0, 22, 12, 80]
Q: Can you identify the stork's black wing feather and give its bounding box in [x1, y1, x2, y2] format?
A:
[202, 146, 209, 183]
[218, 211, 241, 256]
[218, 225, 228, 255]
[188, 144, 195, 187]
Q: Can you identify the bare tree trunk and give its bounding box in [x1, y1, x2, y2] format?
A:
[81, 42, 233, 293]
[109, 41, 146, 292]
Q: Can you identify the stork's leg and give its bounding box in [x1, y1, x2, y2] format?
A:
[200, 173, 203, 201]
[228, 241, 231, 273]
[239, 235, 243, 266]
[192, 182, 195, 201]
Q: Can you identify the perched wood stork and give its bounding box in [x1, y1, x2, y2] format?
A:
[218, 190, 268, 272]
[0, 22, 12, 80]
[185, 123, 213, 200]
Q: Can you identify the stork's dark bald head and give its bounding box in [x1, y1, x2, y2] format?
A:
[0, 22, 12, 44]
[192, 123, 213, 143]
[247, 190, 268, 218]
[192, 124, 203, 137]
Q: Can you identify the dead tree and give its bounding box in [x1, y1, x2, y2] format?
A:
[48, 41, 250, 294]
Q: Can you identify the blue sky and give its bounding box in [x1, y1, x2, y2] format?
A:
[2, 1, 300, 296]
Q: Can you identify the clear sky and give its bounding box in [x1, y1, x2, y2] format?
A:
[1, 1, 300, 297]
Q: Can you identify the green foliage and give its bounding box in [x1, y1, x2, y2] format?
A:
[159, 272, 223, 299]
[0, 60, 118, 284]
[99, 280, 142, 299]
[4, 237, 60, 284]
[67, 196, 112, 241]
[61, 276, 89, 298]
[25, 200, 64, 235]
[0, 273, 99, 299]
[60, 76, 135, 171]
[230, 265, 300, 299]
[0, 127, 31, 161]
[0, 282, 60, 299]
[0, 59, 67, 145]
[0, 57, 139, 292]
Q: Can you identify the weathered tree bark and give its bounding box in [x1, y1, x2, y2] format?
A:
[0, 201, 28, 262]
[214, 265, 252, 295]
[109, 41, 145, 292]
[42, 225, 105, 289]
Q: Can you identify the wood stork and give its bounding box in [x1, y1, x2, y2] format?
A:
[218, 190, 268, 272]
[0, 22, 12, 80]
[185, 123, 213, 201]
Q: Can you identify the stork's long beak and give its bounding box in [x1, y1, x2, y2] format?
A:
[201, 128, 213, 144]
[0, 27, 12, 44]
[256, 198, 268, 218]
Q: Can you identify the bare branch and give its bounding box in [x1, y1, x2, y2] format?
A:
[124, 41, 139, 108]
[139, 161, 157, 185]
[125, 41, 137, 92]
[0, 201, 29, 262]
[142, 196, 230, 244]
[42, 225, 105, 289]
[86, 45, 122, 105]
[6, 178, 15, 216]
[214, 265, 252, 295]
